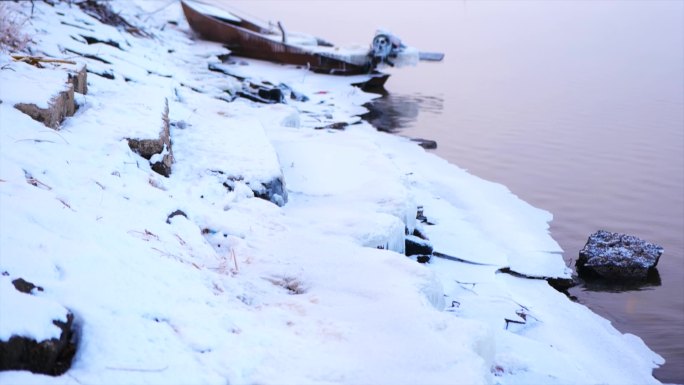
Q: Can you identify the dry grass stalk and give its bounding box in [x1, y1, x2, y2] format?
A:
[105, 366, 168, 373]
[58, 198, 76, 212]
[231, 248, 239, 273]
[11, 55, 76, 67]
[127, 229, 159, 242]
[23, 172, 52, 190]
[0, 4, 31, 52]
[174, 234, 186, 246]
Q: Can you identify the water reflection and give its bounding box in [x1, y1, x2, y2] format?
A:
[362, 92, 443, 133]
[578, 268, 662, 293]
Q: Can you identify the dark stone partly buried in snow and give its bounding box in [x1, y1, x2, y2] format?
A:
[0, 313, 76, 376]
[0, 280, 77, 376]
[11, 278, 44, 294]
[416, 255, 431, 264]
[127, 99, 173, 177]
[314, 122, 348, 130]
[166, 209, 188, 224]
[576, 230, 663, 281]
[211, 172, 288, 207]
[405, 234, 433, 256]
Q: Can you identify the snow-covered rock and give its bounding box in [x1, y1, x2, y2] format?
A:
[0, 277, 75, 375]
[577, 230, 664, 280]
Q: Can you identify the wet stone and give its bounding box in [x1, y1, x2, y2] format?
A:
[410, 138, 437, 150]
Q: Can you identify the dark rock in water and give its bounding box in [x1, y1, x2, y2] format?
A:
[410, 138, 437, 150]
[576, 230, 663, 280]
[405, 235, 433, 256]
[546, 276, 579, 295]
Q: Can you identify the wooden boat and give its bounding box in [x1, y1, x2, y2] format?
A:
[180, 0, 376, 75]
[180, 0, 441, 81]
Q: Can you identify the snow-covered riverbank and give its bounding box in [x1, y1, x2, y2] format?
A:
[0, 1, 664, 384]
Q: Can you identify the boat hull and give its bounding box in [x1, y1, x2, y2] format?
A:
[181, 1, 372, 75]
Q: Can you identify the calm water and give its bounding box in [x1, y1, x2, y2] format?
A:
[227, 1, 683, 382]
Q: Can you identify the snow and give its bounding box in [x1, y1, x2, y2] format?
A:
[0, 1, 665, 385]
[182, 0, 242, 23]
[0, 277, 68, 342]
[0, 57, 73, 109]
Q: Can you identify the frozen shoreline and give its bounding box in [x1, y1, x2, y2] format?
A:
[0, 1, 664, 384]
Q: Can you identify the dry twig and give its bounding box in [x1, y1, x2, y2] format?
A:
[174, 234, 186, 246]
[105, 366, 168, 372]
[127, 229, 159, 241]
[231, 248, 239, 273]
[23, 170, 52, 190]
[11, 55, 76, 67]
[58, 198, 76, 211]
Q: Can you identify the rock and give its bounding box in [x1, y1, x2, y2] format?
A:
[0, 313, 76, 376]
[67, 64, 88, 94]
[411, 138, 437, 150]
[0, 278, 77, 376]
[546, 276, 578, 294]
[237, 85, 284, 104]
[14, 84, 75, 130]
[415, 206, 433, 225]
[127, 98, 174, 177]
[220, 176, 288, 207]
[11, 278, 44, 294]
[405, 234, 433, 256]
[10, 61, 87, 130]
[166, 209, 188, 224]
[576, 230, 663, 280]
[314, 122, 348, 130]
[416, 255, 431, 264]
[251, 177, 288, 207]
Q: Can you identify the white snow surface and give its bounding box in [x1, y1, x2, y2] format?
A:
[0, 1, 664, 385]
[0, 277, 68, 342]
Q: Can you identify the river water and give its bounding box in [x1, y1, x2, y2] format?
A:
[227, 1, 683, 382]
